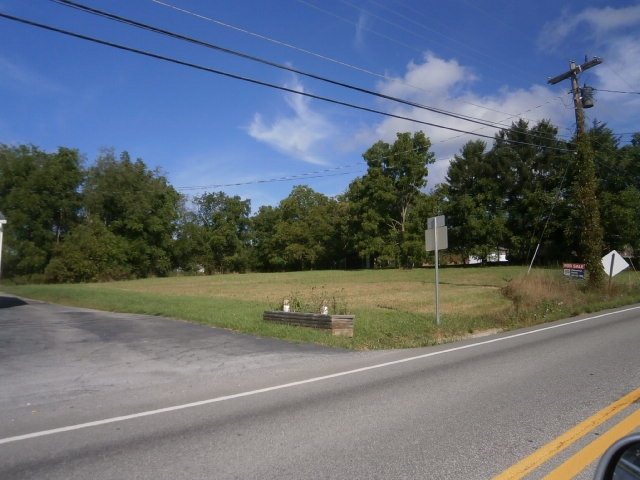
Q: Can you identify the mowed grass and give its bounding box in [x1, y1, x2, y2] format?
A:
[3, 265, 640, 349]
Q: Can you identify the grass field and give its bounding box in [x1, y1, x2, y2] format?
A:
[2, 265, 640, 349]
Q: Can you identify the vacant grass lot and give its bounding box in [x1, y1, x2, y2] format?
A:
[3, 265, 640, 349]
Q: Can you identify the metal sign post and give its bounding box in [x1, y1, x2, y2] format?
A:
[425, 215, 447, 325]
[0, 213, 6, 281]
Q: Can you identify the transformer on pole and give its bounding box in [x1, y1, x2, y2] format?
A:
[547, 57, 605, 287]
[547, 57, 602, 137]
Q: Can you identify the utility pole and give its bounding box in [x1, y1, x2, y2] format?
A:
[548, 57, 604, 288]
[548, 57, 602, 137]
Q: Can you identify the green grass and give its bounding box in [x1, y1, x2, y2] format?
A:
[3, 266, 640, 350]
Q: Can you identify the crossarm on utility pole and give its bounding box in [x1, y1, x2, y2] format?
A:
[547, 57, 602, 85]
[546, 56, 605, 288]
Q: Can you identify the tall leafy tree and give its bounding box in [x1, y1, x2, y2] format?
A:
[82, 149, 181, 277]
[45, 222, 130, 282]
[589, 123, 640, 257]
[488, 120, 571, 263]
[439, 140, 509, 263]
[599, 187, 640, 255]
[572, 136, 605, 287]
[250, 205, 285, 271]
[347, 131, 434, 267]
[324, 197, 353, 269]
[0, 144, 83, 279]
[404, 190, 439, 266]
[178, 191, 251, 274]
[271, 185, 336, 270]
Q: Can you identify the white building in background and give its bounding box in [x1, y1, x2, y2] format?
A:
[468, 248, 508, 265]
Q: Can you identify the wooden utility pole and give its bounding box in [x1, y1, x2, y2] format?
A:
[548, 57, 604, 287]
[548, 57, 602, 137]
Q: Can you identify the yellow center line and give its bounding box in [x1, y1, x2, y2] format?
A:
[492, 387, 640, 480]
[543, 408, 640, 479]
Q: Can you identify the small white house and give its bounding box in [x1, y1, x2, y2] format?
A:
[468, 248, 508, 265]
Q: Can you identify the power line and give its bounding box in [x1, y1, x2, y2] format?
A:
[300, 0, 561, 117]
[335, 0, 529, 82]
[175, 145, 458, 192]
[151, 0, 558, 138]
[0, 11, 527, 144]
[0, 5, 580, 189]
[150, 0, 385, 80]
[176, 165, 366, 191]
[51, 0, 525, 136]
[595, 88, 640, 95]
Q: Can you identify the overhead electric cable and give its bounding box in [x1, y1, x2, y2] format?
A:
[51, 0, 521, 135]
[149, 0, 384, 79]
[177, 150, 455, 192]
[150, 0, 557, 135]
[336, 0, 528, 80]
[595, 88, 640, 95]
[602, 62, 637, 93]
[0, 11, 575, 154]
[527, 162, 571, 273]
[176, 169, 363, 191]
[0, 12, 501, 142]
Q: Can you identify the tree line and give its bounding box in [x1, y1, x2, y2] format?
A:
[1, 121, 639, 283]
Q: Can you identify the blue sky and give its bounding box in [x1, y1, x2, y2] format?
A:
[1, 0, 639, 211]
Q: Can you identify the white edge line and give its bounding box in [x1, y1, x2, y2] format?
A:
[2, 305, 638, 446]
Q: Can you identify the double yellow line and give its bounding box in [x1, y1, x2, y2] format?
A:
[493, 387, 640, 480]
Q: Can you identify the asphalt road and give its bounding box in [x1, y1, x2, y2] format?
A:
[0, 294, 638, 479]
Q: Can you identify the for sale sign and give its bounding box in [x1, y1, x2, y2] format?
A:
[563, 263, 586, 279]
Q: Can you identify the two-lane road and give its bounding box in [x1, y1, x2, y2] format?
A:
[0, 295, 638, 479]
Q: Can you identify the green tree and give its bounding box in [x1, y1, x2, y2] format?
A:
[271, 185, 336, 270]
[324, 198, 353, 269]
[346, 131, 435, 267]
[438, 140, 508, 263]
[589, 124, 640, 259]
[178, 192, 251, 274]
[404, 190, 439, 266]
[82, 149, 181, 277]
[488, 120, 571, 263]
[572, 136, 604, 287]
[250, 205, 285, 271]
[599, 187, 640, 255]
[45, 222, 131, 282]
[0, 144, 83, 279]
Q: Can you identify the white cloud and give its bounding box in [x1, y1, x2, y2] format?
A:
[0, 55, 62, 94]
[534, 4, 640, 138]
[379, 52, 474, 99]
[363, 54, 574, 188]
[247, 77, 334, 165]
[354, 11, 369, 51]
[587, 35, 640, 129]
[594, 35, 640, 90]
[539, 4, 640, 50]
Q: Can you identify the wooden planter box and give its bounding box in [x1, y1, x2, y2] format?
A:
[263, 311, 354, 337]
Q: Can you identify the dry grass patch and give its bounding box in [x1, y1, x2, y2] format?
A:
[5, 266, 640, 350]
[502, 270, 585, 312]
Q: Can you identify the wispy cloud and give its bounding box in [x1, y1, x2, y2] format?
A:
[539, 4, 640, 50]
[247, 77, 334, 165]
[353, 11, 369, 51]
[364, 53, 571, 187]
[0, 55, 62, 94]
[536, 4, 640, 130]
[379, 52, 475, 100]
